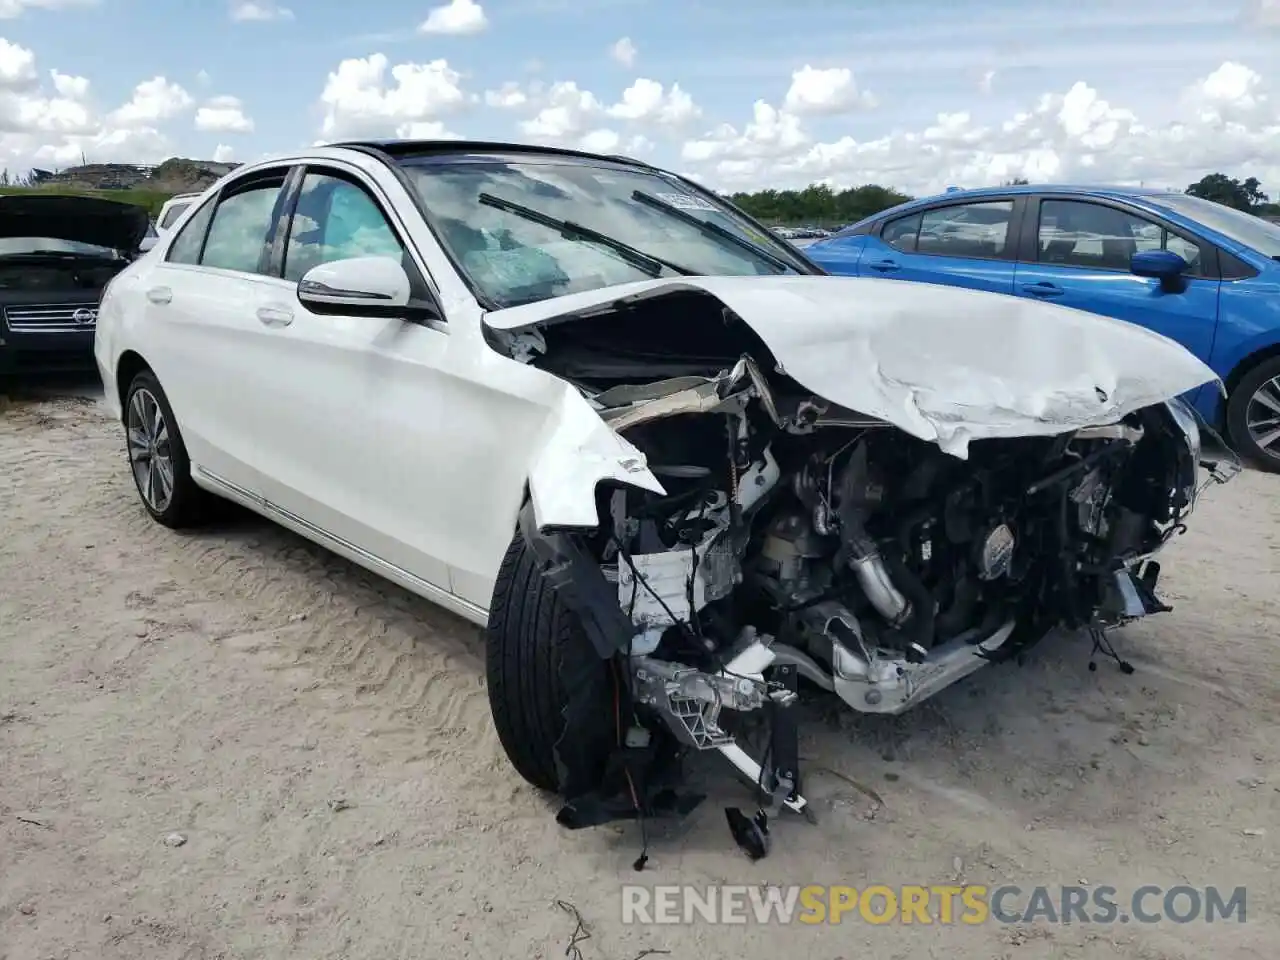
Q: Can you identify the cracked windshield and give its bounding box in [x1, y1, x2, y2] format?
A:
[402, 157, 803, 306]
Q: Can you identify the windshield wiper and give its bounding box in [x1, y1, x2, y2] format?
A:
[631, 190, 796, 274]
[477, 192, 697, 278]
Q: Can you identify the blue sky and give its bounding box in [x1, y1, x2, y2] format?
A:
[1, 0, 1278, 192]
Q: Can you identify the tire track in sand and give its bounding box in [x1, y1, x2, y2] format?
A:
[2, 403, 504, 790]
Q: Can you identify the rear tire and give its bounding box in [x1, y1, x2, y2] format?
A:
[485, 530, 612, 793]
[123, 369, 216, 528]
[1226, 355, 1280, 474]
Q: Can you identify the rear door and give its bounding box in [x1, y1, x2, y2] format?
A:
[857, 197, 1022, 295]
[140, 166, 297, 492]
[1011, 195, 1221, 362]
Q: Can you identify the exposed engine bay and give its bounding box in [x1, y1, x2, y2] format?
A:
[495, 290, 1240, 860]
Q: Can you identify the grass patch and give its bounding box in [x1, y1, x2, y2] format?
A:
[0, 186, 176, 217]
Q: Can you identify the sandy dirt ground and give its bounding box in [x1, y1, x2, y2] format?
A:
[2, 386, 1277, 960]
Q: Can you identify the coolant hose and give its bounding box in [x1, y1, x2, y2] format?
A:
[884, 549, 936, 655]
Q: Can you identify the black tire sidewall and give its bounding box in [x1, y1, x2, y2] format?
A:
[124, 370, 204, 527]
[1227, 356, 1280, 473]
[485, 530, 615, 795]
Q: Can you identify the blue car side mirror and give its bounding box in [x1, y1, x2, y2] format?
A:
[1130, 248, 1187, 280]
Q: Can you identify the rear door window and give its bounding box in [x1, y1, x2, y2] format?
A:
[165, 198, 216, 265]
[881, 213, 922, 252]
[199, 177, 288, 275]
[915, 201, 1014, 259]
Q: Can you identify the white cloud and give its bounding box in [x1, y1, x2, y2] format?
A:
[1185, 61, 1266, 122]
[678, 60, 1280, 195]
[610, 37, 637, 68]
[212, 143, 236, 163]
[580, 128, 620, 153]
[196, 69, 211, 87]
[483, 81, 526, 109]
[0, 0, 96, 18]
[607, 78, 700, 126]
[318, 54, 467, 139]
[195, 94, 254, 134]
[230, 1, 293, 21]
[625, 134, 653, 155]
[396, 120, 462, 139]
[682, 101, 808, 165]
[49, 69, 88, 100]
[0, 37, 36, 87]
[519, 81, 602, 139]
[0, 42, 188, 170]
[782, 65, 876, 115]
[109, 77, 194, 128]
[419, 0, 487, 35]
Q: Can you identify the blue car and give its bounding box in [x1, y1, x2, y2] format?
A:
[805, 185, 1280, 471]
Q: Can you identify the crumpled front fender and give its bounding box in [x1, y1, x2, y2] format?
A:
[525, 384, 666, 531]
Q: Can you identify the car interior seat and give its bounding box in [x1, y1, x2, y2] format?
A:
[1040, 207, 1079, 263]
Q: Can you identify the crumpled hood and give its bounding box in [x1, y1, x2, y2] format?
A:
[0, 193, 151, 253]
[483, 275, 1220, 457]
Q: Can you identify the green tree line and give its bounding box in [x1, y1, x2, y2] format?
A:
[726, 173, 1280, 228]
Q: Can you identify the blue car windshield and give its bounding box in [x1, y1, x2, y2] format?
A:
[397, 155, 808, 307]
[1153, 194, 1280, 259]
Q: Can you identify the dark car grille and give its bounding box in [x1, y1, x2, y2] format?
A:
[3, 303, 99, 332]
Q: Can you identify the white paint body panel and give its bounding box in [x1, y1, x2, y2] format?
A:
[483, 275, 1220, 458]
[94, 148, 665, 616]
[94, 146, 1218, 623]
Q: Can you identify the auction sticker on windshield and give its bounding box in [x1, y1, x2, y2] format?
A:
[657, 192, 719, 212]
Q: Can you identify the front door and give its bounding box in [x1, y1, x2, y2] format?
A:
[1012, 197, 1221, 363]
[232, 165, 557, 604]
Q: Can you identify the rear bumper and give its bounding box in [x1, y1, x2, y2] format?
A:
[0, 328, 97, 375]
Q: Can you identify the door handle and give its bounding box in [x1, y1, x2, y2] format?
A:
[146, 286, 172, 304]
[867, 259, 900, 273]
[1020, 281, 1064, 298]
[256, 305, 294, 327]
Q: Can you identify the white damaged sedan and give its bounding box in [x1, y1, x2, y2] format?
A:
[94, 140, 1240, 860]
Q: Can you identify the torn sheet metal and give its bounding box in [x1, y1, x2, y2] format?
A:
[483, 275, 1220, 458]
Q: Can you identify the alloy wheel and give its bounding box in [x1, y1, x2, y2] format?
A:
[1245, 375, 1280, 460]
[127, 387, 175, 513]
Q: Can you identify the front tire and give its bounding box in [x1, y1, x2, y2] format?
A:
[1226, 355, 1280, 473]
[123, 369, 214, 528]
[485, 531, 613, 794]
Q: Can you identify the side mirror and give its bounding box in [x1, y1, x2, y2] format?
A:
[1130, 249, 1188, 290]
[297, 256, 411, 312]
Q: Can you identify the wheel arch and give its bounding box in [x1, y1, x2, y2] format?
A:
[115, 349, 153, 420]
[1224, 341, 1280, 400]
